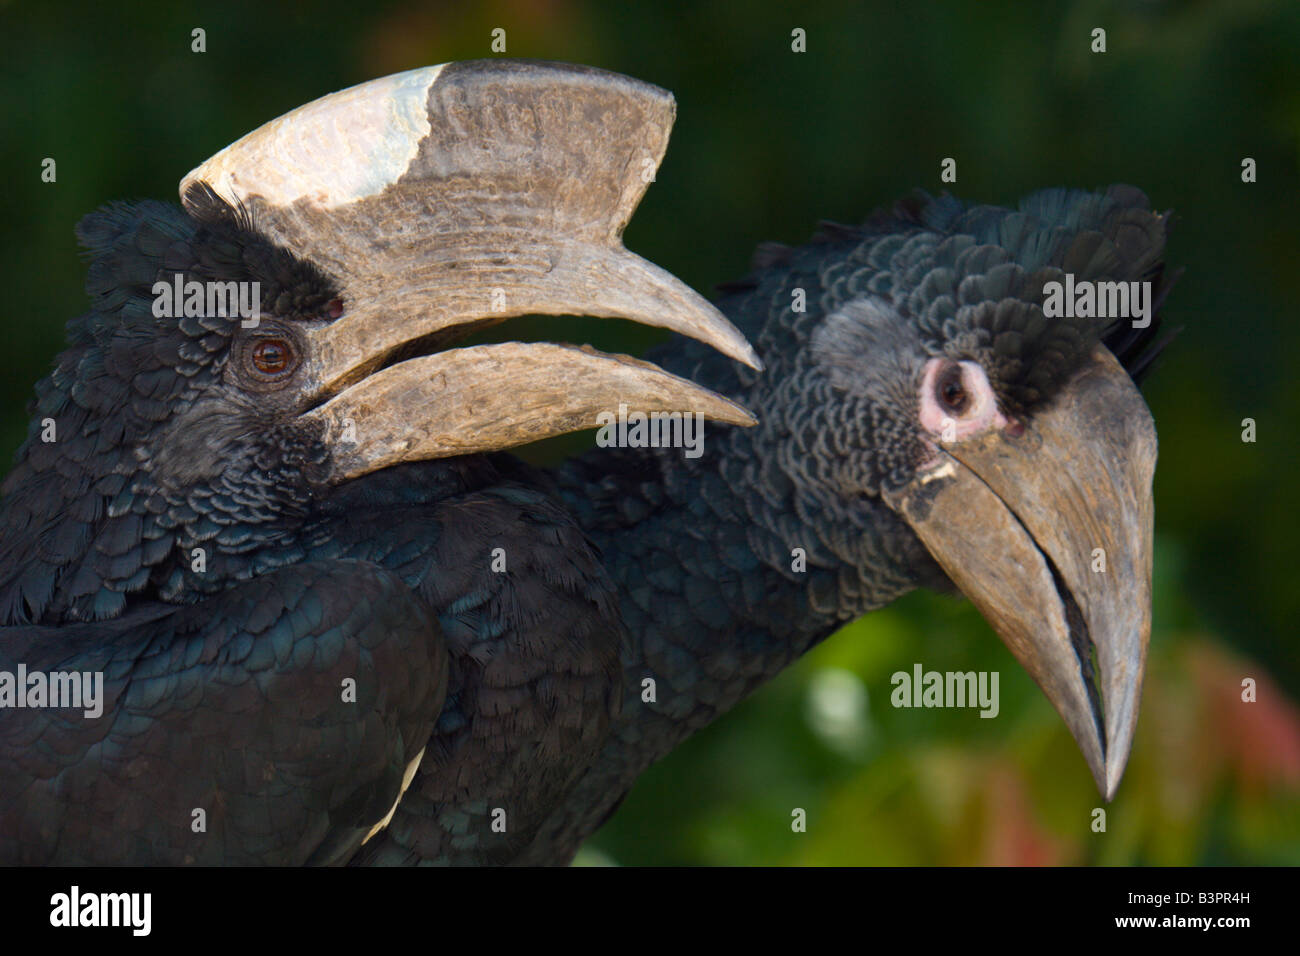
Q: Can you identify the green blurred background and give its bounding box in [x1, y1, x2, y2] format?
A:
[1, 0, 1296, 864]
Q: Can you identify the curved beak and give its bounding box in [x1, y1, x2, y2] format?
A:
[180, 60, 759, 477]
[885, 346, 1156, 799]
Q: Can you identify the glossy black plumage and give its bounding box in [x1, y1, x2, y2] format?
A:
[0, 202, 626, 864]
[0, 184, 1171, 864]
[370, 186, 1174, 863]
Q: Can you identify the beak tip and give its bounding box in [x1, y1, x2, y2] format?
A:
[1084, 717, 1136, 803]
[1103, 739, 1136, 802]
[1102, 772, 1120, 803]
[1088, 726, 1136, 801]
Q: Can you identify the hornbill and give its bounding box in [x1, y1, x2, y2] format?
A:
[0, 60, 1168, 865]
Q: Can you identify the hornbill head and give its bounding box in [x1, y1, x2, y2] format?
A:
[744, 191, 1169, 799]
[0, 60, 759, 623]
[178, 59, 759, 480]
[884, 335, 1155, 802]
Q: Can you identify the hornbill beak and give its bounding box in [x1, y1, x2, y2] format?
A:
[884, 346, 1156, 799]
[180, 60, 759, 479]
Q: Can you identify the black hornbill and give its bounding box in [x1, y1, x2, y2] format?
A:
[0, 60, 1169, 865]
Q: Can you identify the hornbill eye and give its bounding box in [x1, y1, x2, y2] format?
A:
[918, 357, 1005, 441]
[244, 336, 299, 383]
[937, 364, 970, 414]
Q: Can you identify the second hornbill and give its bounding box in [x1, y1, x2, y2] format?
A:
[0, 60, 1168, 865]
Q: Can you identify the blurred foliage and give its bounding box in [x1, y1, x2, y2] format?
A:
[587, 536, 1300, 865]
[1, 0, 1296, 865]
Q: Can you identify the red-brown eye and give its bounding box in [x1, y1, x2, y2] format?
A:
[251, 338, 294, 376]
[937, 365, 970, 414]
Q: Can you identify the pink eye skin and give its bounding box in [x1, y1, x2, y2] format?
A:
[917, 358, 1016, 442]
